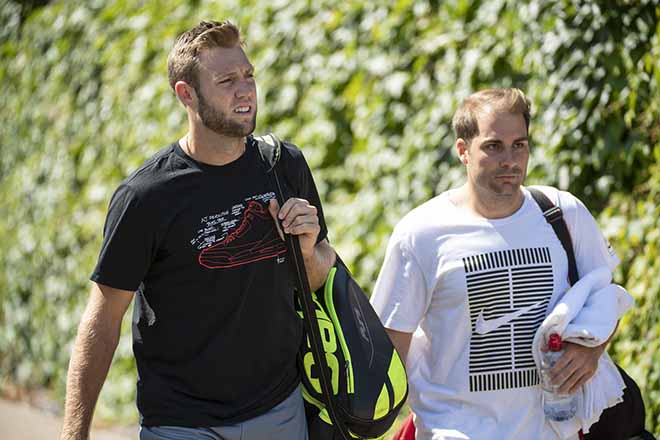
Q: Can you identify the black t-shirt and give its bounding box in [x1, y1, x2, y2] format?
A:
[91, 136, 328, 427]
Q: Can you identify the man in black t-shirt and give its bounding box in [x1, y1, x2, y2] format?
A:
[61, 20, 336, 440]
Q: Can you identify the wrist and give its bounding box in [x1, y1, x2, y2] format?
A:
[302, 245, 316, 262]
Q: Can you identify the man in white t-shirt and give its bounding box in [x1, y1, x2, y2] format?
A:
[370, 88, 619, 439]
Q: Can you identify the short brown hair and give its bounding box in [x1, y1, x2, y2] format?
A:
[167, 20, 242, 92]
[452, 88, 531, 143]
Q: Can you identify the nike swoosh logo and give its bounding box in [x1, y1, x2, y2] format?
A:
[474, 300, 545, 335]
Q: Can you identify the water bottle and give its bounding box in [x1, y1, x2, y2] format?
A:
[540, 333, 577, 421]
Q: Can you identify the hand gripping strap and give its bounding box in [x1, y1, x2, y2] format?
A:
[255, 134, 353, 440]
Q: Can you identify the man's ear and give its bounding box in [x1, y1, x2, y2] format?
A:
[174, 81, 196, 109]
[456, 138, 469, 165]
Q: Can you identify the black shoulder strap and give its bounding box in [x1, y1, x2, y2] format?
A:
[254, 133, 299, 197]
[528, 187, 579, 286]
[253, 133, 281, 172]
[254, 134, 352, 440]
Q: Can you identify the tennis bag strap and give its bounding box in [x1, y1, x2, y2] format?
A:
[528, 187, 579, 285]
[528, 187, 652, 440]
[255, 134, 353, 440]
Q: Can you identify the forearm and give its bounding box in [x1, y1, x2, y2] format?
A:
[303, 240, 336, 291]
[61, 312, 120, 439]
[597, 320, 619, 355]
[385, 328, 413, 364]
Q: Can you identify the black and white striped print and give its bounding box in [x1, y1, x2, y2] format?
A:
[463, 247, 554, 392]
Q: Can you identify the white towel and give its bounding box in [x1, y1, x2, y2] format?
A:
[532, 267, 635, 438]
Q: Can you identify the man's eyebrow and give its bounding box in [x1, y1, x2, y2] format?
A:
[211, 65, 254, 81]
[479, 137, 529, 145]
[212, 71, 235, 80]
[480, 138, 503, 145]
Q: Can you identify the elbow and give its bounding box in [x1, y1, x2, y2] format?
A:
[77, 314, 122, 353]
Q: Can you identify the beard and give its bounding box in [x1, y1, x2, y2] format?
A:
[197, 91, 256, 138]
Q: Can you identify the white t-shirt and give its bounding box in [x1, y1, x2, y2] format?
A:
[371, 186, 619, 440]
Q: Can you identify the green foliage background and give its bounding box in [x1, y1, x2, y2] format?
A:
[1, 0, 658, 434]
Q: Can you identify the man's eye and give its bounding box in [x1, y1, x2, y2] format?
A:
[217, 78, 232, 85]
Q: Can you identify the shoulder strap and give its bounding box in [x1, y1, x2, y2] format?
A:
[528, 187, 579, 285]
[254, 133, 299, 197]
[254, 134, 352, 440]
[253, 133, 281, 172]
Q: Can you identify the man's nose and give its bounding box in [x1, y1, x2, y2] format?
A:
[499, 147, 516, 168]
[235, 78, 255, 99]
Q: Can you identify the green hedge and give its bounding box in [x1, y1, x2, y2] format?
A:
[1, 0, 658, 433]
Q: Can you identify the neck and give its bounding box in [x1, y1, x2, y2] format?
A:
[454, 183, 525, 219]
[181, 121, 247, 166]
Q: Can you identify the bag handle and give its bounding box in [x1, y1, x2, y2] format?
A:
[528, 187, 579, 285]
[255, 134, 353, 440]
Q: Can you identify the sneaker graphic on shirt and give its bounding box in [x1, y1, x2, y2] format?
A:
[198, 200, 286, 269]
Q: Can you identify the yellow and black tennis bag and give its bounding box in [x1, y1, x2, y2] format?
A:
[255, 133, 408, 439]
[298, 259, 409, 439]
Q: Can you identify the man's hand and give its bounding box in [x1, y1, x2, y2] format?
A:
[268, 198, 335, 291]
[268, 198, 320, 257]
[549, 341, 606, 394]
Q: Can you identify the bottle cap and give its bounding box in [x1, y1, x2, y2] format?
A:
[548, 333, 562, 351]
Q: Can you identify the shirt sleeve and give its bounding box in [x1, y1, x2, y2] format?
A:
[370, 226, 430, 333]
[90, 184, 156, 291]
[559, 190, 620, 276]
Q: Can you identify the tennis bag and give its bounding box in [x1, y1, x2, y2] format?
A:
[255, 133, 408, 439]
[297, 259, 408, 439]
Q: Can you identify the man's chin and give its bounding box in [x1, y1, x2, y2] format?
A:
[209, 122, 256, 138]
[235, 126, 255, 137]
[236, 118, 257, 137]
[490, 183, 521, 197]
